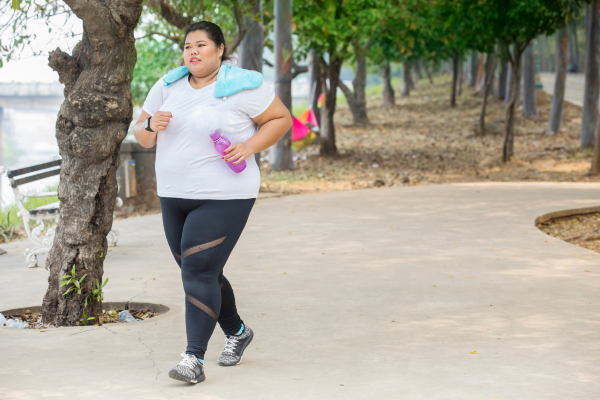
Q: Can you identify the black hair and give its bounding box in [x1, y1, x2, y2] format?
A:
[183, 21, 235, 64]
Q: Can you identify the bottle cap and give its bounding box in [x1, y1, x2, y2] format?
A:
[209, 127, 223, 141]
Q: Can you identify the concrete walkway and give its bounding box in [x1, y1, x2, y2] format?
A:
[1, 183, 599, 399]
[539, 72, 584, 107]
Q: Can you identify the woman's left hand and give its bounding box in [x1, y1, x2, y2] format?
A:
[223, 141, 255, 165]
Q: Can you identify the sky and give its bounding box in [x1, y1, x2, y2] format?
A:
[0, 12, 82, 83]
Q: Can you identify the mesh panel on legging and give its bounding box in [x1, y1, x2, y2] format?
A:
[160, 197, 255, 359]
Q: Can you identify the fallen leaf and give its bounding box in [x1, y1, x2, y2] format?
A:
[470, 351, 476, 354]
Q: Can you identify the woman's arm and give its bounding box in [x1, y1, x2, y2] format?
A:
[223, 95, 293, 164]
[133, 110, 172, 148]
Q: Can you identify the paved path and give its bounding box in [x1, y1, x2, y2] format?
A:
[539, 72, 585, 107]
[1, 183, 600, 399]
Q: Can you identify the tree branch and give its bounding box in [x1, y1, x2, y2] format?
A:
[292, 61, 308, 78]
[263, 58, 273, 67]
[136, 31, 181, 46]
[227, 0, 249, 53]
[146, 0, 192, 30]
[337, 79, 356, 108]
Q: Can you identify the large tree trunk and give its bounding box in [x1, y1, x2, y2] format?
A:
[468, 51, 478, 87]
[271, 0, 295, 170]
[547, 28, 569, 135]
[479, 54, 497, 135]
[319, 56, 341, 156]
[381, 61, 395, 107]
[401, 61, 411, 96]
[308, 49, 322, 125]
[503, 45, 524, 163]
[239, 0, 263, 167]
[581, 2, 600, 148]
[42, 0, 143, 326]
[522, 43, 537, 116]
[423, 60, 434, 84]
[337, 43, 368, 125]
[450, 53, 459, 107]
[497, 60, 507, 100]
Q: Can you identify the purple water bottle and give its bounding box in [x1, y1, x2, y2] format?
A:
[209, 128, 247, 173]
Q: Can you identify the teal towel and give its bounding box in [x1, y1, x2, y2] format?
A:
[162, 64, 263, 98]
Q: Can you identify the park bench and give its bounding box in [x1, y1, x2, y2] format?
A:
[0, 159, 120, 268]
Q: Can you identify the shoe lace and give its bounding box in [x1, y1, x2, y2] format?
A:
[178, 352, 199, 369]
[223, 335, 240, 354]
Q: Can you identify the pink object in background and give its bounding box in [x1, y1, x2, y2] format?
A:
[298, 109, 319, 128]
[209, 128, 246, 173]
[291, 116, 310, 141]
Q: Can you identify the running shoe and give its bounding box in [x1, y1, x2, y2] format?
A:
[168, 352, 205, 384]
[218, 325, 254, 366]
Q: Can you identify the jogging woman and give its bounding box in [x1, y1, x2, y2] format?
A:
[133, 21, 292, 384]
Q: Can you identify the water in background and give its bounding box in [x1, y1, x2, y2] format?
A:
[1, 108, 60, 208]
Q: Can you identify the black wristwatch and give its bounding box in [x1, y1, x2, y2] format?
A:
[145, 116, 154, 132]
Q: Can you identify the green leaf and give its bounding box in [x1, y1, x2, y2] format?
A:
[64, 287, 74, 296]
[11, 0, 20, 10]
[59, 280, 71, 287]
[78, 274, 87, 284]
[102, 277, 109, 287]
[60, 274, 71, 279]
[74, 280, 80, 289]
[87, 317, 95, 320]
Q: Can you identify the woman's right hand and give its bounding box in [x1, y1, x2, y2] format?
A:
[151, 111, 173, 131]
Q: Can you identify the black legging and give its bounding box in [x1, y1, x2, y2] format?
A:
[160, 197, 256, 360]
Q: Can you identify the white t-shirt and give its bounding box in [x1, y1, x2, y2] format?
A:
[142, 72, 275, 200]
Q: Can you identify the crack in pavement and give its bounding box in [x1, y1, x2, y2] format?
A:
[101, 325, 170, 399]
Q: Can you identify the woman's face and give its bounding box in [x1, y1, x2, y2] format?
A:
[183, 30, 224, 77]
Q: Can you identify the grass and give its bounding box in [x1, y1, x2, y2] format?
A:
[0, 183, 59, 244]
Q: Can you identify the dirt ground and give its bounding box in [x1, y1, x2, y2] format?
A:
[537, 212, 600, 254]
[259, 75, 598, 194]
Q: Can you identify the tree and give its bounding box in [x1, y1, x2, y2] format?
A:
[522, 43, 537, 116]
[581, 1, 599, 148]
[547, 27, 569, 134]
[294, 0, 382, 155]
[381, 61, 395, 107]
[2, 0, 144, 326]
[478, 53, 497, 134]
[338, 42, 370, 125]
[486, 0, 585, 162]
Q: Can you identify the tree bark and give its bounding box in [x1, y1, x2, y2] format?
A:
[42, 0, 144, 326]
[497, 60, 507, 100]
[569, 21, 580, 72]
[337, 42, 369, 125]
[423, 60, 433, 84]
[381, 61, 395, 107]
[308, 49, 322, 126]
[581, 1, 600, 148]
[468, 51, 478, 87]
[319, 56, 341, 156]
[414, 59, 424, 80]
[479, 54, 497, 135]
[547, 28, 568, 135]
[503, 44, 524, 163]
[271, 0, 295, 170]
[239, 0, 263, 167]
[450, 53, 459, 108]
[401, 61, 411, 96]
[407, 61, 415, 90]
[475, 53, 485, 92]
[522, 43, 537, 116]
[458, 59, 463, 96]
